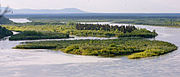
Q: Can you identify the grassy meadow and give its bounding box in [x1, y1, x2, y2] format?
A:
[2, 23, 157, 38]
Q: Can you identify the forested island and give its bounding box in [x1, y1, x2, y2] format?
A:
[2, 23, 157, 40]
[14, 38, 177, 59]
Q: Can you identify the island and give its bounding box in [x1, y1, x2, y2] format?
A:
[2, 23, 157, 39]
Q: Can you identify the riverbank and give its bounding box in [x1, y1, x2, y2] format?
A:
[1, 23, 157, 38]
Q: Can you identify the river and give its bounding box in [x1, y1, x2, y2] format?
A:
[0, 22, 180, 77]
[9, 18, 32, 23]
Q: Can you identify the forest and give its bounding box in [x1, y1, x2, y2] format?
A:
[0, 0, 180, 77]
[76, 24, 137, 33]
[2, 23, 157, 39]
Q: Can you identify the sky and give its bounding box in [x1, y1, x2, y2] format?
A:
[1, 0, 180, 13]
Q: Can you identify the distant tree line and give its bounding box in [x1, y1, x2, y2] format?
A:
[76, 24, 137, 33]
[11, 22, 65, 26]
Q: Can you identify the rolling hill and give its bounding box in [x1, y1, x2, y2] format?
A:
[12, 8, 86, 14]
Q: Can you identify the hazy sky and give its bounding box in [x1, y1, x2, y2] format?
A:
[1, 0, 180, 13]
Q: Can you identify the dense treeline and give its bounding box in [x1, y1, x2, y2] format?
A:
[0, 26, 13, 38]
[75, 24, 157, 37]
[9, 31, 69, 40]
[2, 23, 157, 38]
[76, 24, 137, 33]
[14, 38, 177, 59]
[112, 18, 180, 27]
[118, 29, 157, 38]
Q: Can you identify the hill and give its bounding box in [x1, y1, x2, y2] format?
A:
[12, 8, 86, 14]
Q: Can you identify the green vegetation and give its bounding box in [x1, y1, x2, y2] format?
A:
[76, 24, 137, 33]
[11, 22, 65, 26]
[112, 18, 180, 27]
[9, 31, 69, 40]
[2, 23, 157, 38]
[14, 38, 177, 59]
[6, 13, 180, 27]
[2, 14, 178, 59]
[75, 24, 157, 37]
[0, 26, 13, 39]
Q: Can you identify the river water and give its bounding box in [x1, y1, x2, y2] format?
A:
[9, 18, 32, 23]
[0, 22, 180, 77]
